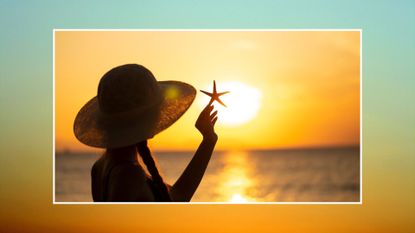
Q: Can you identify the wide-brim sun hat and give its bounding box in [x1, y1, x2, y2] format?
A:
[74, 64, 196, 149]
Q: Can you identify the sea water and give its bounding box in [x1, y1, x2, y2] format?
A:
[55, 147, 360, 202]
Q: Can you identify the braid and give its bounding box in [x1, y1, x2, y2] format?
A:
[137, 145, 172, 202]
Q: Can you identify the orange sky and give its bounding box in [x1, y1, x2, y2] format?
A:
[55, 30, 360, 151]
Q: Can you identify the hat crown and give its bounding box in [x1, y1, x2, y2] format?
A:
[97, 64, 161, 113]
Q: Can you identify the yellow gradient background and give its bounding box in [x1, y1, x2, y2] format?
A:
[1, 0, 414, 232]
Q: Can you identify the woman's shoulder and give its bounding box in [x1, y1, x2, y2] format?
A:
[91, 155, 105, 177]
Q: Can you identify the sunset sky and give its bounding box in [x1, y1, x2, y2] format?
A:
[55, 30, 360, 151]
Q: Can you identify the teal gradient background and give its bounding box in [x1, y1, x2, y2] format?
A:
[0, 1, 414, 232]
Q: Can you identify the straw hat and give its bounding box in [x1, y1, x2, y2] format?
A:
[74, 64, 196, 148]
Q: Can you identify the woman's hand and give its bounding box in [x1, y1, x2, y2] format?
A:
[195, 99, 218, 142]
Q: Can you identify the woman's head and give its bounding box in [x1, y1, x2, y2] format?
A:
[97, 64, 162, 114]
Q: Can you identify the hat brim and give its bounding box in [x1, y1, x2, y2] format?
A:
[73, 81, 196, 149]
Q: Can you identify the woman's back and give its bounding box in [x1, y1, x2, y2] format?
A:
[91, 154, 113, 202]
[91, 153, 156, 202]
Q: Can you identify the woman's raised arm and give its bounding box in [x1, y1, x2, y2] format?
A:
[170, 99, 218, 201]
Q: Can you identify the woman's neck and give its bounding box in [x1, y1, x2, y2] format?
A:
[106, 146, 138, 162]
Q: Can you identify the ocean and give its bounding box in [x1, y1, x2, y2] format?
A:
[55, 147, 360, 202]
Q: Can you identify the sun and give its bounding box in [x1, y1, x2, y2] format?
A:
[200, 81, 261, 126]
[230, 193, 248, 203]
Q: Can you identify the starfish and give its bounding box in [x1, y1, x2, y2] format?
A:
[200, 80, 230, 107]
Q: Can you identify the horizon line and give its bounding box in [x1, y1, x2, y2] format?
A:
[56, 144, 360, 154]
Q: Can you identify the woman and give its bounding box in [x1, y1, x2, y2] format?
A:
[74, 64, 218, 202]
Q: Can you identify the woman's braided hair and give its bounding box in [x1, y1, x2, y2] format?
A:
[136, 142, 172, 201]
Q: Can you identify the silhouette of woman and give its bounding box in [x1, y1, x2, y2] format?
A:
[73, 64, 218, 202]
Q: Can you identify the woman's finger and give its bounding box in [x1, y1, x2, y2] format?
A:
[212, 116, 218, 126]
[206, 106, 214, 116]
[208, 97, 214, 106]
[210, 110, 218, 119]
[203, 100, 214, 113]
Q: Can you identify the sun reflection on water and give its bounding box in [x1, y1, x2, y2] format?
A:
[215, 151, 258, 202]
